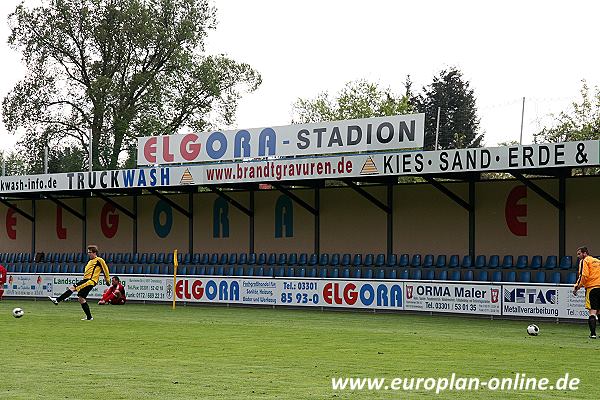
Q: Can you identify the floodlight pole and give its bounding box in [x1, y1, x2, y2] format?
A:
[44, 146, 48, 174]
[435, 107, 441, 150]
[89, 128, 93, 171]
[519, 97, 525, 144]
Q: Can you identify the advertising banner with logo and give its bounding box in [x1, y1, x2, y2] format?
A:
[4, 274, 53, 297]
[1, 140, 597, 194]
[502, 285, 586, 319]
[3, 274, 589, 320]
[404, 282, 501, 315]
[137, 114, 426, 165]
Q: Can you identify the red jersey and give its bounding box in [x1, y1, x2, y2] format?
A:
[0, 265, 6, 284]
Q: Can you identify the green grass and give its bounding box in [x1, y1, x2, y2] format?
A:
[1, 299, 598, 399]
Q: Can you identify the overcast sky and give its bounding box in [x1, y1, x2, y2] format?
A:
[0, 0, 598, 154]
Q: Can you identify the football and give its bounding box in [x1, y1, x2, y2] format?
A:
[12, 307, 25, 318]
[527, 324, 539, 336]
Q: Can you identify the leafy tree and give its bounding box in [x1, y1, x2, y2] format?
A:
[292, 79, 414, 123]
[415, 68, 483, 150]
[3, 0, 261, 172]
[0, 151, 28, 176]
[534, 80, 600, 143]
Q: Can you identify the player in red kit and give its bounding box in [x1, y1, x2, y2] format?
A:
[98, 276, 126, 305]
[0, 264, 6, 300]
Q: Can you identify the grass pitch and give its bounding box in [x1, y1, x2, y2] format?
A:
[1, 299, 598, 399]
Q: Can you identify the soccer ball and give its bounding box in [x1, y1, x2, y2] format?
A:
[527, 324, 539, 336]
[12, 307, 24, 318]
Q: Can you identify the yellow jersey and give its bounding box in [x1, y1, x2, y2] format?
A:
[75, 256, 110, 291]
[575, 255, 600, 290]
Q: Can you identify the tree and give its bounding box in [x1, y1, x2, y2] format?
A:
[3, 0, 261, 173]
[292, 79, 414, 123]
[534, 80, 600, 143]
[415, 68, 483, 150]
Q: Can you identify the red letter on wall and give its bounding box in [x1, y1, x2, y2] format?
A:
[6, 208, 17, 240]
[100, 203, 119, 238]
[505, 185, 527, 236]
[56, 206, 67, 239]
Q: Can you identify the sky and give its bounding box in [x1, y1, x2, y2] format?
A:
[0, 0, 598, 154]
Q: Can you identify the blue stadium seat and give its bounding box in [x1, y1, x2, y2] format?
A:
[386, 268, 397, 279]
[410, 269, 422, 280]
[376, 268, 385, 279]
[216, 266, 226, 276]
[105, 253, 114, 263]
[544, 256, 557, 270]
[115, 253, 123, 264]
[113, 265, 124, 274]
[288, 253, 298, 266]
[341, 267, 350, 279]
[460, 255, 472, 269]
[308, 254, 318, 266]
[422, 254, 434, 268]
[447, 255, 459, 269]
[410, 254, 421, 267]
[228, 253, 238, 266]
[351, 267, 361, 279]
[501, 255, 514, 269]
[319, 267, 327, 278]
[232, 266, 242, 276]
[130, 253, 139, 264]
[67, 264, 76, 274]
[436, 270, 448, 281]
[205, 266, 215, 275]
[352, 254, 362, 267]
[285, 267, 295, 277]
[224, 266, 233, 276]
[341, 253, 351, 267]
[423, 269, 435, 280]
[59, 264, 68, 274]
[491, 271, 502, 282]
[363, 268, 373, 279]
[307, 267, 317, 278]
[364, 254, 374, 268]
[246, 253, 257, 266]
[296, 267, 306, 277]
[134, 265, 144, 274]
[475, 270, 488, 281]
[149, 265, 160, 274]
[504, 271, 516, 282]
[387, 254, 398, 267]
[533, 271, 546, 283]
[565, 272, 577, 284]
[158, 253, 167, 264]
[274, 266, 285, 277]
[207, 253, 218, 265]
[530, 255, 542, 270]
[298, 253, 307, 266]
[238, 253, 248, 265]
[399, 254, 410, 268]
[276, 253, 286, 266]
[267, 253, 276, 266]
[330, 268, 339, 279]
[138, 253, 147, 264]
[435, 255, 447, 268]
[242, 266, 252, 276]
[67, 253, 75, 263]
[449, 270, 461, 281]
[559, 256, 572, 270]
[474, 255, 486, 269]
[515, 255, 528, 269]
[122, 253, 131, 264]
[487, 255, 500, 269]
[375, 254, 385, 267]
[518, 271, 531, 283]
[329, 253, 340, 267]
[550, 272, 561, 284]
[319, 253, 329, 266]
[462, 270, 474, 281]
[219, 253, 229, 265]
[399, 269, 409, 280]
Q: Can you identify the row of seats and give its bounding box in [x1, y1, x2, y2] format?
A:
[0, 252, 577, 270]
[3, 262, 577, 284]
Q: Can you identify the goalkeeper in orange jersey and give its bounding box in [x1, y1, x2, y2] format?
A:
[49, 244, 110, 321]
[573, 246, 600, 338]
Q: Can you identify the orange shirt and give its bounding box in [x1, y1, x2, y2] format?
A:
[575, 255, 600, 289]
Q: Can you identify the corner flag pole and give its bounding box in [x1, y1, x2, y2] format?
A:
[172, 249, 178, 310]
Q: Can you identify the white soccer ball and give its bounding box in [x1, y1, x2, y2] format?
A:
[527, 324, 539, 336]
[12, 307, 24, 318]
